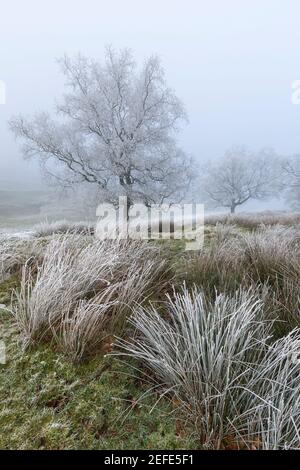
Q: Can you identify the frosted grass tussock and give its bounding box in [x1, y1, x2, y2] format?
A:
[213, 222, 238, 244]
[240, 225, 300, 285]
[57, 248, 167, 362]
[0, 236, 44, 283]
[242, 224, 300, 252]
[184, 224, 300, 329]
[33, 220, 94, 237]
[12, 234, 167, 358]
[115, 286, 300, 449]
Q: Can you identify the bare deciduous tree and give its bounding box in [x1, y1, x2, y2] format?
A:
[201, 147, 281, 214]
[9, 47, 194, 207]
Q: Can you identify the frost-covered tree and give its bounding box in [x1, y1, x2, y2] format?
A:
[201, 147, 281, 213]
[10, 47, 194, 207]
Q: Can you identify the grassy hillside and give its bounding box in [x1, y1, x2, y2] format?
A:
[1, 214, 300, 449]
[0, 238, 195, 449]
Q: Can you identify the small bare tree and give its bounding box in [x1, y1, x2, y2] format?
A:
[201, 147, 281, 214]
[9, 47, 194, 207]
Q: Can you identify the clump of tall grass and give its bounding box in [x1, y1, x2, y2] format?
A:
[242, 225, 300, 283]
[214, 222, 238, 245]
[183, 225, 300, 334]
[182, 235, 245, 296]
[33, 220, 94, 238]
[115, 286, 300, 449]
[0, 236, 44, 283]
[241, 226, 300, 334]
[12, 235, 167, 360]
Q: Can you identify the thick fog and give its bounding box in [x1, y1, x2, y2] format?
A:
[1, 0, 300, 210]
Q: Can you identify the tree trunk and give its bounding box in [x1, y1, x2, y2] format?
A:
[230, 204, 236, 214]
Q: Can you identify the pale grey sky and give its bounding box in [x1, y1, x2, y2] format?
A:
[1, 0, 300, 196]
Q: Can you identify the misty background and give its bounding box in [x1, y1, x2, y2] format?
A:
[1, 0, 300, 221]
